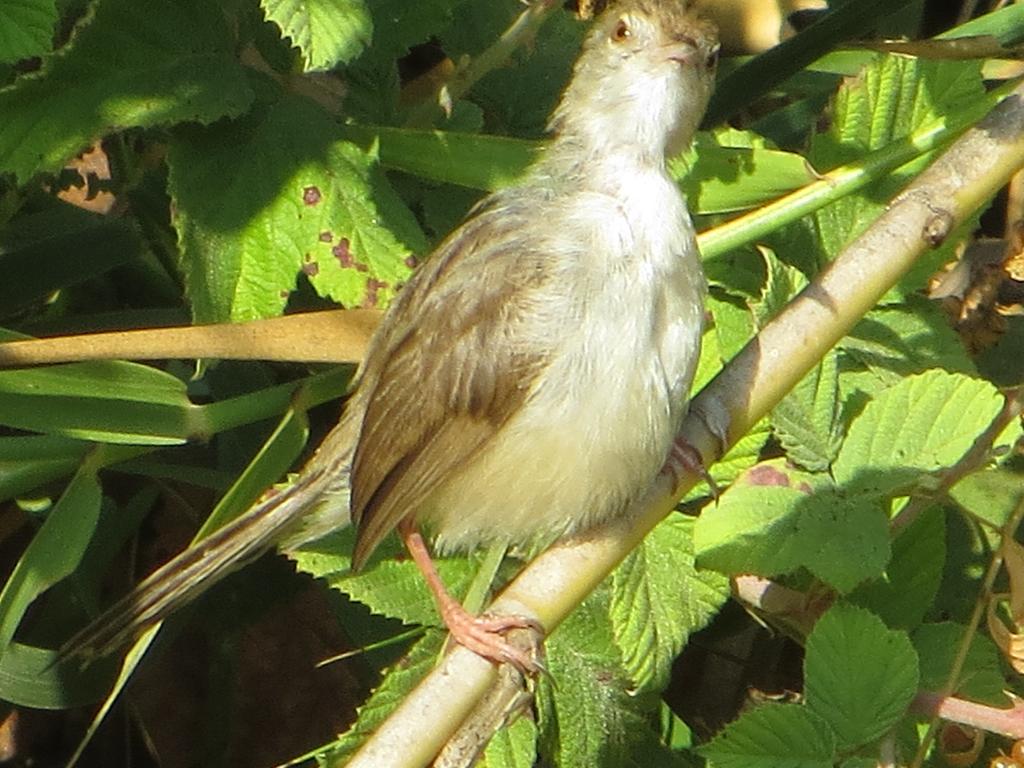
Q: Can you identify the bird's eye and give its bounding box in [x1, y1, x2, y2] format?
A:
[611, 18, 631, 42]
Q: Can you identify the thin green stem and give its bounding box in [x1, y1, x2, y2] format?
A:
[699, 81, 1016, 260]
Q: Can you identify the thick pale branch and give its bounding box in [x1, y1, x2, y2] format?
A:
[345, 82, 1024, 768]
[0, 309, 379, 366]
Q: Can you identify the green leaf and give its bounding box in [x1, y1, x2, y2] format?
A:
[772, 350, 843, 472]
[0, 0, 253, 183]
[0, 457, 100, 652]
[0, 359, 192, 445]
[810, 54, 985, 291]
[841, 301, 977, 389]
[439, 3, 583, 138]
[913, 622, 1009, 706]
[676, 130, 815, 215]
[364, 0, 472, 61]
[542, 597, 677, 768]
[341, 124, 539, 192]
[708, 291, 755, 363]
[695, 481, 889, 592]
[707, 0, 920, 124]
[701, 702, 835, 768]
[949, 465, 1024, 529]
[751, 245, 808, 328]
[261, 0, 371, 71]
[0, 641, 116, 709]
[169, 93, 425, 323]
[833, 371, 1003, 496]
[0, 206, 145, 314]
[939, 3, 1024, 46]
[849, 507, 945, 630]
[0, 0, 57, 64]
[610, 516, 729, 691]
[481, 716, 537, 768]
[197, 406, 310, 537]
[292, 530, 475, 627]
[0, 435, 88, 501]
[796, 491, 890, 593]
[343, 124, 817, 214]
[804, 604, 919, 750]
[694, 484, 806, 579]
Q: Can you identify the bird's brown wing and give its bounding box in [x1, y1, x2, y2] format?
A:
[349, 200, 561, 569]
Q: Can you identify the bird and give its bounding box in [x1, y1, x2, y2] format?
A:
[60, 0, 719, 674]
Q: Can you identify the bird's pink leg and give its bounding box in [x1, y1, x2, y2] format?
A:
[399, 520, 542, 675]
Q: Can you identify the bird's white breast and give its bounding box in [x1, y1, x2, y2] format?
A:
[426, 166, 704, 552]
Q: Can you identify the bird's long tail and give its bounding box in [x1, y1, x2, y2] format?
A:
[58, 464, 347, 664]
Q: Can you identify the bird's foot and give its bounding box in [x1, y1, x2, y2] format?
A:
[440, 604, 545, 676]
[663, 436, 719, 498]
[400, 522, 545, 675]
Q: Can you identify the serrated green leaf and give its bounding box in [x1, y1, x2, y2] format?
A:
[809, 54, 986, 294]
[694, 484, 806, 578]
[0, 0, 252, 183]
[292, 530, 476, 627]
[841, 301, 977, 389]
[833, 371, 1003, 496]
[439, 3, 583, 138]
[812, 55, 985, 259]
[849, 507, 945, 630]
[708, 292, 755, 362]
[0, 457, 100, 653]
[804, 604, 918, 750]
[701, 702, 835, 768]
[752, 245, 808, 328]
[913, 622, 1009, 706]
[262, 0, 371, 71]
[319, 632, 444, 764]
[169, 93, 426, 322]
[611, 516, 729, 692]
[752, 250, 835, 473]
[796, 492, 890, 593]
[949, 465, 1024, 529]
[0, 0, 56, 64]
[772, 350, 843, 472]
[481, 716, 537, 768]
[542, 597, 678, 768]
[695, 481, 889, 592]
[338, 558, 476, 627]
